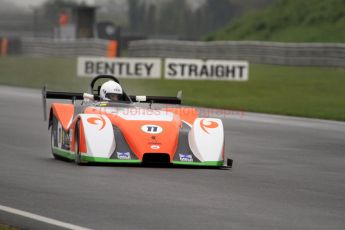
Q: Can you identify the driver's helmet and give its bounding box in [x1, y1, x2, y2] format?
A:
[100, 80, 123, 101]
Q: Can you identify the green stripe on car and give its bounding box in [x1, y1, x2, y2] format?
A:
[172, 161, 223, 166]
[81, 155, 141, 164]
[53, 147, 223, 166]
[52, 147, 141, 163]
[53, 148, 74, 160]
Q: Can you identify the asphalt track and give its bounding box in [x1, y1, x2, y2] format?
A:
[0, 86, 345, 230]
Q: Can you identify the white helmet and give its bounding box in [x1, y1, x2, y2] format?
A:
[100, 80, 123, 101]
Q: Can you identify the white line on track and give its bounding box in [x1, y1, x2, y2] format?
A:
[0, 204, 92, 230]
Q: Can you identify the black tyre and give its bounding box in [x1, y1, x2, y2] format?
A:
[51, 128, 60, 160]
[51, 115, 62, 160]
[51, 115, 71, 161]
[74, 121, 85, 165]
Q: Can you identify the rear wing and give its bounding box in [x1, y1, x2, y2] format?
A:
[42, 86, 182, 120]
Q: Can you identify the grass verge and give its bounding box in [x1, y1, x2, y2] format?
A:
[206, 0, 345, 42]
[0, 224, 19, 230]
[0, 57, 344, 121]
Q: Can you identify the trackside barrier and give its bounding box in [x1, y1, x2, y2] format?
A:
[107, 40, 118, 58]
[128, 40, 345, 68]
[1, 38, 8, 56]
[20, 38, 116, 57]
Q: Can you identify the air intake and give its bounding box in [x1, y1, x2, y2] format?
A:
[142, 153, 170, 164]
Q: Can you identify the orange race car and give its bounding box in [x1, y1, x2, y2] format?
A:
[42, 75, 232, 168]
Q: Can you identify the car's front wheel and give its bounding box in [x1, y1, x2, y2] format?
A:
[74, 121, 85, 165]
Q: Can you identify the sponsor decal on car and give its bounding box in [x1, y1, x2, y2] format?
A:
[179, 154, 193, 162]
[148, 142, 162, 145]
[150, 145, 160, 150]
[148, 136, 161, 144]
[99, 103, 108, 107]
[87, 116, 106, 130]
[117, 152, 131, 160]
[200, 119, 219, 134]
[141, 125, 163, 134]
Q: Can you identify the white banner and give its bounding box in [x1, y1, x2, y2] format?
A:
[77, 56, 162, 78]
[165, 58, 249, 81]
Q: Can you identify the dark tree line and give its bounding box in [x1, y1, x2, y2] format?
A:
[128, 0, 238, 40]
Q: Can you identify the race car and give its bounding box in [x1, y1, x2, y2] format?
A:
[42, 75, 232, 168]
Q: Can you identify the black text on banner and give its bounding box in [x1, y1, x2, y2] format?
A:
[165, 58, 249, 81]
[77, 56, 162, 78]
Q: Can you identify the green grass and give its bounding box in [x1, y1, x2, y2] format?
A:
[206, 0, 345, 42]
[1, 57, 345, 121]
[0, 224, 19, 230]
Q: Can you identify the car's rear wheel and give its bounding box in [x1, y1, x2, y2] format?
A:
[51, 115, 63, 160]
[51, 128, 60, 160]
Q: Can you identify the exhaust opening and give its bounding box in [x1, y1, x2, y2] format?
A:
[142, 153, 170, 164]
